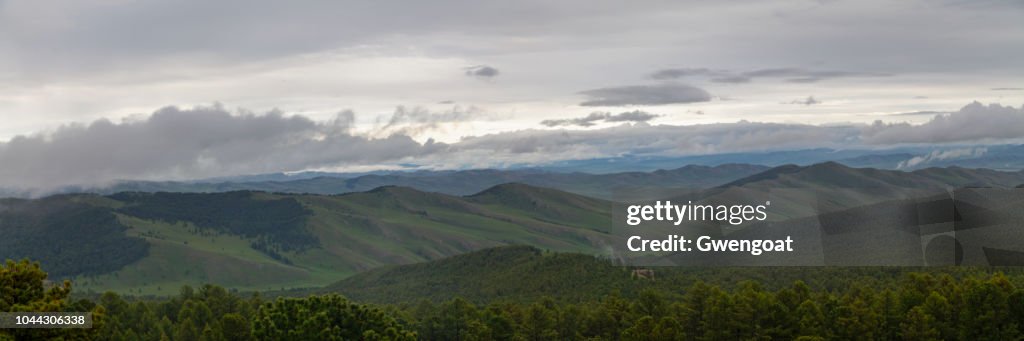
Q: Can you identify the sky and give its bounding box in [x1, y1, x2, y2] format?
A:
[1, 0, 1023, 190]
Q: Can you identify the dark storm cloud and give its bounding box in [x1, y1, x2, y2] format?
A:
[540, 110, 660, 127]
[650, 67, 889, 83]
[464, 65, 500, 78]
[578, 84, 711, 106]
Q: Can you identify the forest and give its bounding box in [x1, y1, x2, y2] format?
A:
[6, 254, 1024, 340]
[0, 197, 149, 277]
[111, 191, 317, 252]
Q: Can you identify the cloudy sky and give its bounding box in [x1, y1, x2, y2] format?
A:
[1, 0, 1023, 190]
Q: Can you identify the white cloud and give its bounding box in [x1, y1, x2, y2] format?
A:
[896, 147, 987, 169]
[863, 102, 1024, 144]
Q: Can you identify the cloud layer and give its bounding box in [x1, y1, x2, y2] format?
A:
[789, 96, 821, 106]
[651, 67, 889, 83]
[862, 102, 1024, 144]
[0, 105, 444, 192]
[578, 84, 711, 106]
[464, 65, 499, 79]
[540, 110, 660, 127]
[2, 102, 1023, 193]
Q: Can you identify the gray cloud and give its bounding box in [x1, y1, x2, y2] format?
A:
[651, 67, 888, 83]
[862, 102, 1024, 144]
[5, 101, 1024, 194]
[3, 0, 1021, 86]
[992, 87, 1023, 91]
[710, 75, 753, 84]
[650, 68, 722, 80]
[604, 110, 660, 123]
[789, 96, 821, 106]
[2, 0, 1022, 141]
[454, 120, 860, 162]
[377, 105, 484, 136]
[453, 102, 1024, 169]
[578, 84, 711, 106]
[541, 112, 608, 127]
[889, 110, 949, 117]
[464, 65, 499, 78]
[541, 110, 660, 127]
[381, 105, 481, 128]
[0, 106, 446, 193]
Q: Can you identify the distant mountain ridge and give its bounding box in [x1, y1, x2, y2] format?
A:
[5, 144, 1024, 199]
[722, 161, 1024, 189]
[702, 161, 1024, 219]
[17, 164, 770, 200]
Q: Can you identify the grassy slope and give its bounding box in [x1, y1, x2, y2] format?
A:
[75, 216, 315, 295]
[72, 184, 613, 295]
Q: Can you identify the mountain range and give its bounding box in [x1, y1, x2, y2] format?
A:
[3, 162, 1024, 295]
[5, 144, 1024, 199]
[43, 164, 771, 200]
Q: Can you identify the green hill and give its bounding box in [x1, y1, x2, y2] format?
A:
[5, 163, 1024, 295]
[2, 184, 614, 295]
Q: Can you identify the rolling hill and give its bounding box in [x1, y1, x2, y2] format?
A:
[692, 162, 1024, 219]
[1, 184, 615, 295]
[4, 162, 1024, 295]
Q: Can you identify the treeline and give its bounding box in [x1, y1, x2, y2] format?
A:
[327, 245, 1024, 305]
[397, 273, 1023, 340]
[111, 191, 318, 252]
[2, 260, 415, 341]
[10, 257, 1024, 340]
[0, 196, 149, 277]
